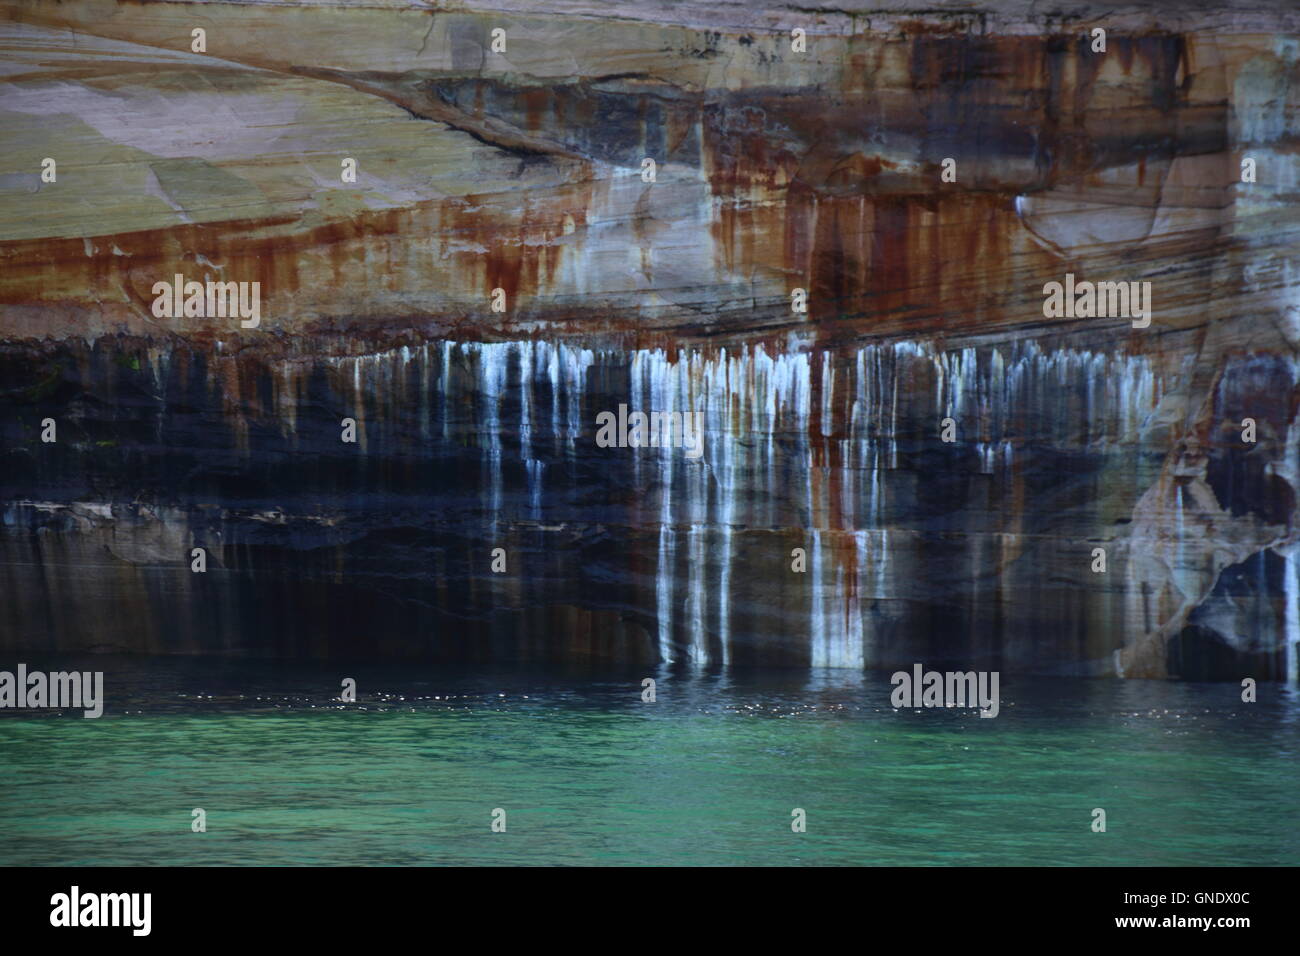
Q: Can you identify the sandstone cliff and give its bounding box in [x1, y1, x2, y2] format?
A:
[2, 1, 1298, 677]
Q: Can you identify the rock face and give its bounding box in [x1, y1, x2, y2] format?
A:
[1, 0, 1299, 678]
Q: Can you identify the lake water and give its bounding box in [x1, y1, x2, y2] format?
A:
[2, 657, 1297, 866]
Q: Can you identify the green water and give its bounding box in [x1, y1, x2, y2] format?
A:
[1, 659, 1297, 865]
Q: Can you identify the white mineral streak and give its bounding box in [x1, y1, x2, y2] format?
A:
[280, 339, 1166, 668]
[25, 325, 1300, 673]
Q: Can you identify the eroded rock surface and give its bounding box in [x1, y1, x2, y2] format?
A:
[2, 0, 1299, 677]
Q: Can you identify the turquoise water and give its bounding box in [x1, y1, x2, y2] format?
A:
[1, 659, 1297, 866]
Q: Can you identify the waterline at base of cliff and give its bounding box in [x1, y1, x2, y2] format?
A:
[2, 657, 1296, 867]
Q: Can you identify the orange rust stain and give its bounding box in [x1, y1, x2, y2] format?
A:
[0, 26, 1213, 356]
[522, 87, 548, 132]
[1, 174, 602, 336]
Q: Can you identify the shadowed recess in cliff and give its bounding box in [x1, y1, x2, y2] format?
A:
[2, 336, 1297, 677]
